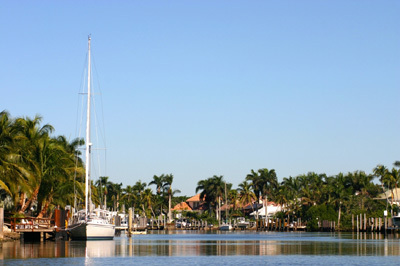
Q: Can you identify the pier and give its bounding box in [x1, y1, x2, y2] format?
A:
[255, 214, 400, 233]
[7, 216, 55, 241]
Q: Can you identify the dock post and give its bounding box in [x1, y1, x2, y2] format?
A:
[128, 208, 132, 237]
[384, 217, 387, 235]
[356, 215, 359, 232]
[364, 214, 367, 232]
[378, 217, 381, 232]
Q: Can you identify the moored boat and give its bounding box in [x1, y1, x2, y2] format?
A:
[219, 223, 233, 231]
[67, 36, 115, 240]
[392, 214, 400, 227]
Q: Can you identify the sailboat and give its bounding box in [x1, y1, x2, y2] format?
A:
[68, 36, 115, 240]
[220, 182, 232, 231]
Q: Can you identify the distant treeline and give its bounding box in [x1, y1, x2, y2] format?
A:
[0, 111, 398, 230]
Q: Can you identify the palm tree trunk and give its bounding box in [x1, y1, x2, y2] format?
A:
[141, 204, 146, 217]
[18, 192, 25, 211]
[168, 193, 172, 223]
[338, 204, 341, 229]
[37, 198, 52, 218]
[217, 197, 221, 225]
[20, 186, 40, 213]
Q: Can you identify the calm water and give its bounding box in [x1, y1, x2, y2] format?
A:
[1, 231, 400, 265]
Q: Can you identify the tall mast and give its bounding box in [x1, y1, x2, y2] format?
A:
[85, 35, 92, 218]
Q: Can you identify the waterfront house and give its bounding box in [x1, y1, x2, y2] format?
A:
[172, 193, 207, 218]
[250, 202, 282, 218]
[375, 188, 400, 206]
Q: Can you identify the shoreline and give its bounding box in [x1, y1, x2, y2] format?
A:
[0, 232, 20, 243]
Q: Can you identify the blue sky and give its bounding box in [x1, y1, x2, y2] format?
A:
[1, 1, 399, 196]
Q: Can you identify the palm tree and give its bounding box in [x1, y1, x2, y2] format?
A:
[196, 175, 228, 221]
[389, 161, 400, 204]
[132, 180, 147, 215]
[162, 174, 180, 222]
[275, 183, 289, 214]
[95, 176, 111, 208]
[385, 168, 400, 206]
[326, 173, 351, 229]
[196, 178, 213, 214]
[374, 165, 391, 206]
[237, 181, 256, 215]
[210, 175, 226, 222]
[299, 172, 326, 206]
[108, 182, 123, 211]
[141, 188, 155, 217]
[36, 136, 84, 217]
[228, 189, 239, 215]
[149, 174, 165, 196]
[258, 168, 278, 203]
[246, 170, 261, 201]
[14, 115, 55, 213]
[0, 111, 17, 197]
[246, 168, 278, 209]
[121, 185, 137, 209]
[349, 171, 374, 210]
[280, 176, 301, 216]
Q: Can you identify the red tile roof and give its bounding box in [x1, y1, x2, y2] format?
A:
[171, 201, 192, 211]
[186, 193, 205, 202]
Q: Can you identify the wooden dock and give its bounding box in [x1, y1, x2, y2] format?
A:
[7, 216, 55, 241]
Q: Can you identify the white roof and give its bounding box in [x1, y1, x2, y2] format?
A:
[250, 204, 282, 216]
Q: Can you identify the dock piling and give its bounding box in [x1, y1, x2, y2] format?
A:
[128, 208, 132, 237]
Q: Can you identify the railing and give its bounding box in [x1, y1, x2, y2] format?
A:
[7, 217, 54, 232]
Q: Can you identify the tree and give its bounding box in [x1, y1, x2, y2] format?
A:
[373, 165, 391, 206]
[109, 182, 123, 211]
[228, 189, 239, 213]
[121, 185, 137, 209]
[348, 171, 374, 211]
[280, 176, 302, 217]
[0, 111, 18, 199]
[299, 172, 327, 206]
[246, 170, 262, 201]
[149, 174, 165, 196]
[141, 188, 155, 217]
[36, 136, 85, 217]
[132, 180, 147, 215]
[196, 175, 229, 221]
[14, 115, 55, 213]
[258, 168, 278, 202]
[162, 174, 180, 222]
[95, 176, 111, 208]
[326, 173, 351, 229]
[237, 181, 256, 215]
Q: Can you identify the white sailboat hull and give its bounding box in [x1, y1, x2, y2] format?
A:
[68, 37, 115, 241]
[69, 221, 115, 240]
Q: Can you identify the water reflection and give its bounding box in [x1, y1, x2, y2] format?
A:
[1, 231, 400, 259]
